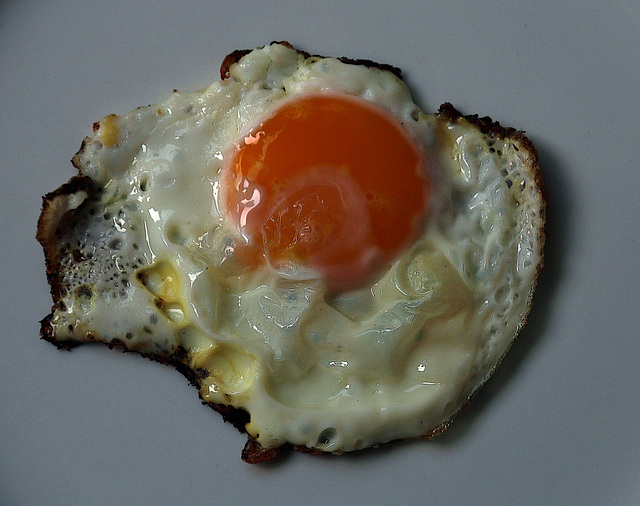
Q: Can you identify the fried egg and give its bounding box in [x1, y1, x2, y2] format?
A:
[38, 42, 545, 462]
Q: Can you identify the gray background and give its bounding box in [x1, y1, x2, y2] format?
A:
[2, 1, 639, 504]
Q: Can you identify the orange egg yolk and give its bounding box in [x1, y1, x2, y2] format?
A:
[221, 94, 431, 292]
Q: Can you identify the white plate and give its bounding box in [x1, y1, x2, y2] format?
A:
[2, 1, 639, 504]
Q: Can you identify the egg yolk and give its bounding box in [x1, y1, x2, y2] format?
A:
[222, 94, 430, 291]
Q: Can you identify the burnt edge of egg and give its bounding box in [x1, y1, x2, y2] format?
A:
[220, 40, 402, 81]
[37, 42, 545, 464]
[437, 102, 545, 205]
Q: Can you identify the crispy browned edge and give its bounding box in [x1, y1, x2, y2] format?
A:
[37, 42, 545, 465]
[219, 40, 402, 80]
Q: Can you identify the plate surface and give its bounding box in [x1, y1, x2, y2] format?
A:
[1, 1, 639, 504]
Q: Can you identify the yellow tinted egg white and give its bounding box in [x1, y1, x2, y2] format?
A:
[42, 43, 543, 455]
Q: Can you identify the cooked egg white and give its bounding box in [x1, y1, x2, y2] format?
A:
[40, 43, 544, 455]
